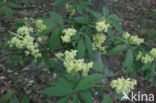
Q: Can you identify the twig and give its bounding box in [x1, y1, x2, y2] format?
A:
[10, 6, 49, 13]
[0, 52, 17, 59]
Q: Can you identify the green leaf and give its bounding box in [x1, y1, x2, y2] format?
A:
[41, 87, 73, 96]
[43, 53, 50, 70]
[141, 63, 151, 71]
[124, 49, 133, 71]
[80, 90, 92, 103]
[0, 92, 14, 103]
[56, 96, 70, 103]
[41, 18, 56, 27]
[109, 44, 127, 55]
[75, 74, 103, 91]
[22, 0, 29, 4]
[102, 95, 113, 103]
[21, 96, 30, 103]
[52, 0, 66, 6]
[5, 7, 13, 21]
[0, 41, 3, 48]
[109, 18, 122, 32]
[92, 61, 103, 72]
[72, 94, 79, 103]
[50, 12, 64, 25]
[107, 27, 114, 40]
[103, 7, 109, 17]
[50, 28, 62, 50]
[0, 6, 6, 15]
[84, 7, 102, 18]
[77, 39, 85, 58]
[104, 68, 115, 77]
[85, 35, 93, 59]
[74, 17, 89, 24]
[53, 78, 75, 89]
[108, 14, 120, 21]
[77, 5, 83, 14]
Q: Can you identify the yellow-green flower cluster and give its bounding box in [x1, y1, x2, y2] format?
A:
[9, 26, 41, 58]
[136, 51, 154, 64]
[17, 26, 33, 36]
[65, 3, 75, 17]
[96, 19, 110, 32]
[92, 33, 107, 54]
[35, 19, 47, 33]
[35, 20, 48, 41]
[56, 50, 93, 76]
[150, 48, 156, 61]
[111, 77, 137, 94]
[61, 28, 77, 43]
[122, 32, 144, 45]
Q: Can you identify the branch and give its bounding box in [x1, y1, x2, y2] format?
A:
[0, 52, 17, 59]
[10, 5, 49, 13]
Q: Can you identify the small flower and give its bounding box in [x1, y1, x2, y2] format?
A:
[122, 32, 144, 45]
[141, 54, 154, 64]
[136, 51, 142, 60]
[150, 48, 156, 61]
[17, 26, 33, 36]
[35, 20, 47, 33]
[96, 20, 110, 32]
[92, 33, 107, 54]
[111, 77, 137, 94]
[58, 50, 93, 76]
[61, 28, 77, 43]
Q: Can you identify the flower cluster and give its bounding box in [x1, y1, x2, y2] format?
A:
[35, 20, 48, 41]
[111, 77, 137, 94]
[56, 50, 93, 76]
[9, 26, 41, 58]
[150, 48, 156, 61]
[65, 3, 75, 17]
[61, 28, 77, 43]
[92, 33, 107, 54]
[95, 19, 110, 32]
[122, 32, 144, 45]
[136, 51, 154, 64]
[35, 19, 47, 33]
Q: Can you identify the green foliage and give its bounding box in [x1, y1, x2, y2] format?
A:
[1, 0, 156, 102]
[0, 92, 14, 103]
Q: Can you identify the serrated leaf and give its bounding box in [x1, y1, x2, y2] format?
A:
[74, 17, 89, 24]
[109, 18, 122, 32]
[103, 7, 109, 17]
[85, 35, 93, 59]
[56, 96, 70, 103]
[41, 87, 73, 96]
[107, 27, 114, 40]
[75, 74, 103, 91]
[102, 95, 113, 103]
[77, 39, 85, 58]
[77, 5, 83, 14]
[124, 49, 133, 71]
[108, 14, 120, 21]
[50, 28, 62, 50]
[5, 7, 13, 21]
[50, 12, 64, 25]
[141, 63, 151, 71]
[109, 45, 127, 55]
[0, 92, 14, 103]
[52, 0, 66, 6]
[92, 61, 103, 72]
[22, 0, 29, 4]
[21, 96, 30, 103]
[72, 94, 78, 103]
[80, 90, 92, 103]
